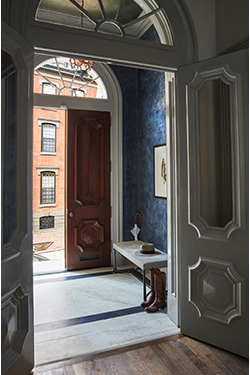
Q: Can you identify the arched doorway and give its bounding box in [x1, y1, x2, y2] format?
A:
[33, 56, 124, 273]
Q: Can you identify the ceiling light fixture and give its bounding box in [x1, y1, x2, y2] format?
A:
[69, 58, 94, 80]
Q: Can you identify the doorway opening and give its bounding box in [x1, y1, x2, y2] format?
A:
[32, 57, 107, 274]
[33, 55, 178, 366]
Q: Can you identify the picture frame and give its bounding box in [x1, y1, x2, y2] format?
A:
[154, 144, 167, 199]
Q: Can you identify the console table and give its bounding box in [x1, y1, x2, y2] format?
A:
[113, 241, 168, 301]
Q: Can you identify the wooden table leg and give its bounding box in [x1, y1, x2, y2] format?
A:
[113, 248, 118, 272]
[143, 270, 146, 301]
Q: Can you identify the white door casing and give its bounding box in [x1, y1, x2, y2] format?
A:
[178, 49, 249, 358]
[165, 71, 179, 325]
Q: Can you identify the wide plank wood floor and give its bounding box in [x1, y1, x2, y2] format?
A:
[33, 334, 248, 375]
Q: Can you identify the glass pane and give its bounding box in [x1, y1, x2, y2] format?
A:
[140, 25, 161, 44]
[72, 89, 85, 97]
[42, 124, 56, 152]
[199, 79, 232, 227]
[35, 0, 173, 45]
[42, 188, 55, 203]
[42, 83, 56, 94]
[1, 51, 17, 244]
[43, 138, 56, 152]
[42, 173, 54, 187]
[41, 172, 55, 203]
[43, 124, 55, 138]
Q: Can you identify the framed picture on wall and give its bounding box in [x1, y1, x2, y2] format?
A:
[154, 144, 167, 199]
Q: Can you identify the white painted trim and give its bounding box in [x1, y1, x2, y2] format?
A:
[36, 167, 59, 175]
[39, 78, 60, 87]
[34, 93, 112, 111]
[39, 203, 57, 208]
[40, 152, 57, 156]
[94, 63, 123, 245]
[38, 118, 60, 127]
[165, 72, 179, 326]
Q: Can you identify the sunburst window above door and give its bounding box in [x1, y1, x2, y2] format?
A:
[35, 0, 173, 45]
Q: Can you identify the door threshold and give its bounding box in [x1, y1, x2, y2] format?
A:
[33, 268, 67, 277]
[34, 334, 182, 371]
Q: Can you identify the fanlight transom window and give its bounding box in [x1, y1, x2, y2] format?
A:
[34, 57, 107, 98]
[36, 0, 173, 45]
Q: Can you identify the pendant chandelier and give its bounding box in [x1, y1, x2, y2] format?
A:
[69, 59, 94, 80]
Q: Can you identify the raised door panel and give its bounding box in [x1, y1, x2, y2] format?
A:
[76, 117, 105, 206]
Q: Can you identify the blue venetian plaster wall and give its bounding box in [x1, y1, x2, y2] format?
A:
[111, 64, 167, 253]
[137, 68, 167, 252]
[111, 65, 139, 243]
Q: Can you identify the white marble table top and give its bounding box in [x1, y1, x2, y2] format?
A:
[113, 241, 168, 270]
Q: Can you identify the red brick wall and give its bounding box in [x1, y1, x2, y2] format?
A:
[33, 107, 66, 213]
[33, 72, 98, 215]
[33, 73, 98, 97]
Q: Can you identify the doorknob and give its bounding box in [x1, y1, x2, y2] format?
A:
[69, 212, 74, 217]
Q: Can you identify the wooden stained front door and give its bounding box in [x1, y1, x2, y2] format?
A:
[66, 110, 111, 270]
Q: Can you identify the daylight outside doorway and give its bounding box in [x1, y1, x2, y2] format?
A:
[32, 57, 107, 273]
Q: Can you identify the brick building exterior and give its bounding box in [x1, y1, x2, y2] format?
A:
[33, 63, 98, 256]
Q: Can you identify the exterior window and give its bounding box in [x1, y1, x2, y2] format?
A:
[72, 89, 85, 97]
[41, 172, 55, 204]
[40, 215, 55, 229]
[42, 82, 56, 94]
[42, 123, 56, 152]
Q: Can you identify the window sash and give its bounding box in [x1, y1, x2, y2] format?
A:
[41, 172, 55, 204]
[42, 124, 56, 152]
[72, 89, 85, 97]
[42, 82, 57, 95]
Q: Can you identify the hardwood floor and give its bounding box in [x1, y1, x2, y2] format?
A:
[33, 334, 248, 375]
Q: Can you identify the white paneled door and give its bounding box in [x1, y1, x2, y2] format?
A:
[178, 49, 249, 358]
[1, 23, 34, 375]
